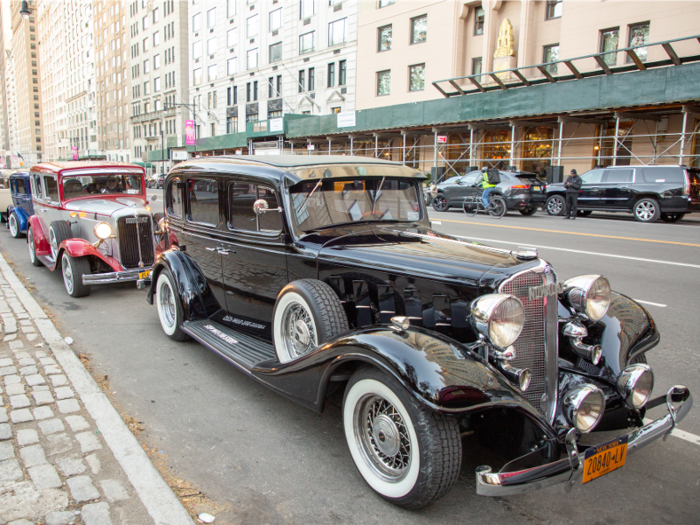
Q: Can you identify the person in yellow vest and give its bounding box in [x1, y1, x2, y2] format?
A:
[481, 167, 497, 208]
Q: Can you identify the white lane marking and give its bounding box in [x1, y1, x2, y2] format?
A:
[634, 300, 667, 308]
[455, 235, 700, 269]
[643, 419, 700, 447]
[431, 221, 442, 225]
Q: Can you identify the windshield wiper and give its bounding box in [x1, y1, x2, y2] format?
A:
[371, 176, 386, 214]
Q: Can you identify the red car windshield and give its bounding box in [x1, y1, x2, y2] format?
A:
[62, 173, 143, 199]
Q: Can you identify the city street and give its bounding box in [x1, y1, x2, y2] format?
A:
[0, 207, 699, 525]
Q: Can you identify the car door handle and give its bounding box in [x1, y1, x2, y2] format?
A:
[218, 248, 235, 255]
[205, 247, 217, 252]
[39, 209, 48, 212]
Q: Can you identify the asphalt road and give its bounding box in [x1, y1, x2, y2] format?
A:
[1, 203, 699, 525]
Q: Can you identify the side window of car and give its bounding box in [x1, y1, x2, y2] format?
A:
[32, 174, 43, 200]
[642, 168, 684, 183]
[603, 170, 633, 183]
[166, 179, 183, 218]
[44, 176, 59, 203]
[229, 183, 283, 233]
[462, 173, 480, 185]
[187, 178, 220, 225]
[15, 179, 27, 194]
[580, 170, 604, 184]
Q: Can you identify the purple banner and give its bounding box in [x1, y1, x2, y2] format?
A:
[72, 145, 78, 160]
[185, 120, 195, 145]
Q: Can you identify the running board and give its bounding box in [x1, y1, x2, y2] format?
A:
[182, 319, 277, 373]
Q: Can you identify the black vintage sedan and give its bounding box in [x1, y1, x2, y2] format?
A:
[143, 156, 691, 509]
[432, 169, 547, 215]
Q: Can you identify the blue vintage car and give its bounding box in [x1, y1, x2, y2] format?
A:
[6, 172, 33, 238]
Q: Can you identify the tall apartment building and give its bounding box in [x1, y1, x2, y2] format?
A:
[129, 0, 190, 170]
[95, 0, 131, 162]
[10, 0, 43, 166]
[0, 1, 11, 166]
[4, 49, 20, 162]
[188, 0, 357, 144]
[37, 0, 69, 161]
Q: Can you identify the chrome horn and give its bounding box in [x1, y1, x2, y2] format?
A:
[563, 320, 602, 365]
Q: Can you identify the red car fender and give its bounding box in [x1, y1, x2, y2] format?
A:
[27, 216, 51, 256]
[58, 239, 123, 272]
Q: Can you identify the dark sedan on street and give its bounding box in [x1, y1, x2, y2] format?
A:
[432, 169, 546, 215]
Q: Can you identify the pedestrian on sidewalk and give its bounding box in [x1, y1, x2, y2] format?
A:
[563, 169, 583, 219]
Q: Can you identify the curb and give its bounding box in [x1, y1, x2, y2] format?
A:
[0, 252, 195, 525]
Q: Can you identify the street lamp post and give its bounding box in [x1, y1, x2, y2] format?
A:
[19, 1, 31, 19]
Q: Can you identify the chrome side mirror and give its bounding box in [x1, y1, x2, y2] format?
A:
[253, 199, 281, 215]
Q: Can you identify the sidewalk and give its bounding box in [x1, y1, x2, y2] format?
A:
[0, 252, 195, 525]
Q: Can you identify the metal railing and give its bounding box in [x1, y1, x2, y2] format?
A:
[433, 35, 700, 97]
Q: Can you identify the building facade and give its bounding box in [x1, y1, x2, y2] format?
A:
[129, 0, 190, 172]
[10, 0, 43, 167]
[95, 0, 131, 162]
[0, 0, 11, 166]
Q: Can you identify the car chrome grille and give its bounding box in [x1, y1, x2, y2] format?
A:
[499, 268, 558, 422]
[117, 215, 154, 268]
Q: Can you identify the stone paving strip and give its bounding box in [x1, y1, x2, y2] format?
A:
[0, 253, 195, 525]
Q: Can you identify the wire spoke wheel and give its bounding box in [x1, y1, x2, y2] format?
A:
[281, 303, 318, 360]
[355, 394, 412, 482]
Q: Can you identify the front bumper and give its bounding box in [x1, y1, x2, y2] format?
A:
[82, 267, 152, 285]
[476, 385, 692, 496]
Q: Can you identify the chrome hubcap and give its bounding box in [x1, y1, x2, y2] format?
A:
[49, 229, 58, 259]
[636, 202, 655, 221]
[282, 303, 317, 359]
[28, 230, 35, 260]
[159, 282, 176, 327]
[9, 215, 17, 236]
[548, 198, 563, 214]
[354, 394, 411, 482]
[62, 256, 74, 293]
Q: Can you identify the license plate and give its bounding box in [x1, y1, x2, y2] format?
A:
[582, 435, 628, 484]
[138, 270, 151, 280]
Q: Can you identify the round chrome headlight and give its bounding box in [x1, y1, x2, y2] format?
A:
[470, 294, 525, 349]
[617, 364, 654, 409]
[94, 222, 112, 240]
[564, 384, 606, 433]
[563, 275, 611, 321]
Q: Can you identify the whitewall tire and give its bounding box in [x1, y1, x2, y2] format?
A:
[156, 270, 189, 341]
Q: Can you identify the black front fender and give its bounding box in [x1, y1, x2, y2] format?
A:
[146, 248, 212, 322]
[252, 326, 554, 435]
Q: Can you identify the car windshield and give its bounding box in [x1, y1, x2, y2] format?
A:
[289, 177, 422, 232]
[62, 173, 143, 199]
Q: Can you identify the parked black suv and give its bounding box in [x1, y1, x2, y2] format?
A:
[142, 155, 691, 509]
[432, 169, 546, 216]
[545, 165, 700, 222]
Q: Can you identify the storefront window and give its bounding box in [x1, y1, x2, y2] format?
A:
[481, 129, 512, 169]
[521, 128, 553, 174]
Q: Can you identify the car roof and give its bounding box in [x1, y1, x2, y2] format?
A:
[30, 161, 145, 175]
[170, 155, 426, 185]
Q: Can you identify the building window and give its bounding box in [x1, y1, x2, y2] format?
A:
[144, 80, 150, 94]
[269, 8, 282, 31]
[227, 115, 238, 134]
[143, 15, 149, 30]
[253, 81, 258, 101]
[154, 54, 160, 69]
[543, 44, 559, 74]
[193, 41, 202, 60]
[628, 22, 650, 62]
[378, 25, 392, 52]
[308, 67, 315, 91]
[192, 13, 201, 32]
[247, 14, 259, 37]
[600, 27, 620, 66]
[298, 69, 305, 92]
[144, 59, 150, 73]
[247, 82, 252, 102]
[154, 77, 161, 91]
[207, 37, 217, 55]
[379, 0, 394, 7]
[143, 37, 149, 52]
[153, 7, 159, 23]
[546, 0, 562, 20]
[327, 62, 335, 87]
[228, 57, 237, 76]
[227, 0, 236, 18]
[269, 42, 282, 63]
[208, 64, 218, 81]
[339, 59, 347, 85]
[377, 70, 390, 96]
[474, 7, 485, 35]
[300, 0, 314, 20]
[153, 31, 160, 46]
[472, 57, 482, 76]
[411, 15, 427, 44]
[193, 67, 202, 85]
[207, 7, 216, 28]
[409, 64, 424, 92]
[227, 28, 238, 48]
[247, 48, 258, 69]
[299, 31, 314, 54]
[329, 18, 346, 46]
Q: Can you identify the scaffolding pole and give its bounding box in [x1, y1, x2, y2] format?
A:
[402, 133, 406, 165]
[350, 136, 354, 156]
[557, 120, 564, 165]
[679, 110, 688, 164]
[613, 116, 620, 166]
[597, 124, 603, 166]
[510, 125, 516, 167]
[433, 130, 438, 171]
[469, 128, 474, 166]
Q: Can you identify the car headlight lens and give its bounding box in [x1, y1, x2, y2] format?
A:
[617, 364, 654, 409]
[470, 294, 525, 349]
[563, 275, 611, 321]
[564, 384, 606, 433]
[94, 222, 112, 240]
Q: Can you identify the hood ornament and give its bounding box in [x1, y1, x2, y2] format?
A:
[515, 249, 538, 261]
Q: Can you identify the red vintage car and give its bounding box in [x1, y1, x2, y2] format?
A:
[26, 161, 160, 297]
